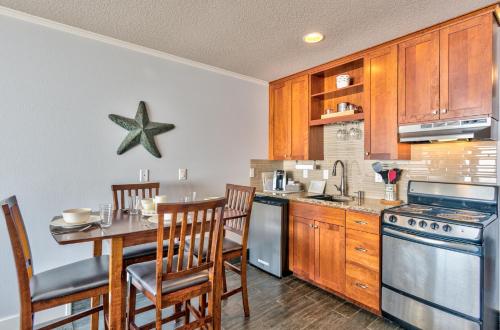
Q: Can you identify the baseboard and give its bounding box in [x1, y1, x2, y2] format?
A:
[0, 313, 19, 329]
[0, 305, 69, 329]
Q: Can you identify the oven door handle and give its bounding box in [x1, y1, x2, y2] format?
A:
[382, 227, 481, 255]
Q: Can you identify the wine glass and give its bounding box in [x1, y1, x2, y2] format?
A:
[336, 123, 347, 140]
[349, 121, 362, 140]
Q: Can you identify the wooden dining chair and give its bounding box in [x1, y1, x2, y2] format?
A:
[111, 182, 160, 210]
[220, 184, 255, 317]
[185, 184, 255, 317]
[110, 182, 174, 265]
[126, 198, 226, 330]
[1, 196, 109, 330]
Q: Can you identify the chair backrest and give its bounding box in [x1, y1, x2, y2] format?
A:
[1, 196, 33, 313]
[155, 198, 226, 298]
[111, 182, 160, 210]
[224, 184, 256, 246]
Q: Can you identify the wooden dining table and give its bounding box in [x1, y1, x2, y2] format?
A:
[50, 207, 247, 330]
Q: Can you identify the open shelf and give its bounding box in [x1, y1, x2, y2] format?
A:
[310, 113, 364, 126]
[311, 82, 364, 98]
[309, 58, 365, 125]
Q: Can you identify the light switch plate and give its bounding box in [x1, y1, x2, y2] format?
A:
[323, 170, 329, 180]
[249, 168, 255, 178]
[179, 168, 188, 181]
[303, 169, 308, 178]
[139, 169, 149, 182]
[375, 173, 383, 183]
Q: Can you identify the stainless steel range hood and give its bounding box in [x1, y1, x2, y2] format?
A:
[399, 117, 498, 142]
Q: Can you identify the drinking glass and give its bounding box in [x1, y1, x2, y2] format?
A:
[336, 123, 347, 140]
[99, 203, 113, 228]
[128, 196, 140, 215]
[349, 122, 362, 140]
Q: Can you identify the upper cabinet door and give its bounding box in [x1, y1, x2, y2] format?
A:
[398, 31, 440, 124]
[439, 14, 493, 120]
[290, 75, 309, 160]
[269, 81, 291, 160]
[364, 45, 410, 160]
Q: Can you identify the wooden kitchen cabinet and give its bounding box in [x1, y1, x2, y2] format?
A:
[315, 221, 345, 293]
[398, 31, 440, 124]
[399, 13, 496, 124]
[291, 215, 315, 280]
[364, 45, 410, 160]
[269, 81, 291, 160]
[439, 14, 494, 120]
[345, 211, 381, 312]
[289, 204, 382, 313]
[269, 75, 323, 160]
[289, 202, 345, 293]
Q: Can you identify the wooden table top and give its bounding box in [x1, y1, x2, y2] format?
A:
[50, 208, 247, 245]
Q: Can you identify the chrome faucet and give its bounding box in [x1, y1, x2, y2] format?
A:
[332, 160, 347, 197]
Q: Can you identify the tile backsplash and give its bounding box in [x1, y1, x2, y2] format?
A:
[250, 122, 498, 201]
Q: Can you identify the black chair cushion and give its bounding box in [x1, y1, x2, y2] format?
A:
[30, 256, 109, 303]
[185, 237, 242, 259]
[127, 255, 208, 296]
[123, 241, 173, 260]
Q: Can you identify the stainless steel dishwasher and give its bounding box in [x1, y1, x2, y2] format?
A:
[248, 195, 289, 278]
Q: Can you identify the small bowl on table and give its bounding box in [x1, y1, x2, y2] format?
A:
[62, 208, 92, 224]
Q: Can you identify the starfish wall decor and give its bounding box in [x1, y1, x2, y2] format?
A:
[109, 101, 175, 158]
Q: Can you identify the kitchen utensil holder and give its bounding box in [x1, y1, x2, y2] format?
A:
[384, 184, 397, 201]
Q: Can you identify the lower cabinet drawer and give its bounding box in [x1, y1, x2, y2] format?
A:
[346, 229, 379, 271]
[345, 263, 380, 311]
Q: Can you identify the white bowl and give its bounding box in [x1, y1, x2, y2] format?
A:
[154, 195, 168, 204]
[141, 198, 155, 210]
[62, 208, 92, 224]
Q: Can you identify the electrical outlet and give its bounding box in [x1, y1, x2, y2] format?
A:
[249, 168, 255, 178]
[178, 168, 188, 181]
[139, 169, 149, 182]
[375, 173, 383, 183]
[323, 170, 329, 180]
[303, 169, 308, 178]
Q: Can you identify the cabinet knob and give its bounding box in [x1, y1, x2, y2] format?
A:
[431, 110, 439, 115]
[355, 246, 367, 253]
[364, 152, 370, 156]
[440, 108, 448, 114]
[309, 224, 314, 228]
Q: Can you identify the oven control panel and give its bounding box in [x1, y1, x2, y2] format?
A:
[383, 213, 482, 242]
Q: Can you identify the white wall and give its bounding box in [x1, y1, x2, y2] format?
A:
[0, 14, 268, 321]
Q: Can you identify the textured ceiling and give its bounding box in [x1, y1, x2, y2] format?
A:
[0, 0, 495, 81]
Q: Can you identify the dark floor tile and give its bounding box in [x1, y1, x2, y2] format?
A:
[66, 264, 392, 330]
[334, 301, 361, 317]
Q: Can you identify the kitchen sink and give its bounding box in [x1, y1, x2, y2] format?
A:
[307, 194, 353, 202]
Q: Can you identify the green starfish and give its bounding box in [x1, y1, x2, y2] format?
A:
[109, 101, 175, 158]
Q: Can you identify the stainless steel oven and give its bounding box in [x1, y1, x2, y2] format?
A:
[382, 226, 482, 329]
[381, 181, 499, 330]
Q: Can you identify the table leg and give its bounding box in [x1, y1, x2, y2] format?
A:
[91, 241, 103, 330]
[109, 237, 125, 330]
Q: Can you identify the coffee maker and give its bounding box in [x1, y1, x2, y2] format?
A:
[272, 170, 287, 191]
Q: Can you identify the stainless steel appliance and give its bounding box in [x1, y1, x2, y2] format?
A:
[382, 181, 498, 330]
[248, 195, 289, 277]
[272, 170, 287, 191]
[399, 116, 498, 142]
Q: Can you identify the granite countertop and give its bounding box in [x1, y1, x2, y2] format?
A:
[256, 191, 395, 215]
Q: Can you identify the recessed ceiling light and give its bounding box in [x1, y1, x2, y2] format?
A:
[303, 32, 324, 44]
